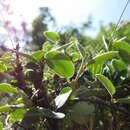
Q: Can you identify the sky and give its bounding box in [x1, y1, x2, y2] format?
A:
[1, 0, 130, 37]
[9, 0, 130, 37]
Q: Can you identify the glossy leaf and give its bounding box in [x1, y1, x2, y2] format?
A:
[43, 73, 52, 78]
[59, 87, 72, 94]
[88, 51, 119, 65]
[96, 74, 116, 97]
[71, 52, 79, 62]
[0, 83, 17, 93]
[88, 63, 103, 76]
[112, 59, 127, 72]
[0, 105, 12, 112]
[0, 122, 3, 130]
[55, 87, 72, 109]
[44, 31, 60, 43]
[31, 50, 46, 62]
[46, 51, 74, 78]
[112, 41, 130, 64]
[42, 41, 54, 51]
[14, 98, 24, 105]
[113, 41, 130, 53]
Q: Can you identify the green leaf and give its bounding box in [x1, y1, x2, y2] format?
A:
[31, 50, 46, 62]
[88, 51, 119, 65]
[0, 53, 12, 61]
[112, 41, 130, 64]
[59, 87, 72, 94]
[119, 50, 130, 64]
[0, 104, 25, 112]
[43, 73, 52, 78]
[113, 41, 130, 53]
[9, 108, 28, 123]
[0, 64, 7, 72]
[0, 105, 12, 112]
[55, 87, 72, 109]
[0, 122, 3, 130]
[45, 51, 74, 78]
[112, 59, 127, 72]
[88, 63, 103, 76]
[117, 98, 130, 104]
[44, 31, 60, 43]
[96, 74, 116, 97]
[42, 41, 54, 51]
[71, 52, 79, 62]
[0, 83, 17, 93]
[24, 107, 65, 119]
[14, 98, 24, 105]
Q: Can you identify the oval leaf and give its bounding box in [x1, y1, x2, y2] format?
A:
[113, 41, 130, 53]
[44, 31, 60, 43]
[88, 63, 103, 75]
[0, 122, 3, 130]
[88, 51, 119, 65]
[55, 87, 72, 109]
[112, 41, 130, 64]
[96, 74, 116, 97]
[14, 98, 24, 105]
[31, 50, 46, 62]
[0, 83, 17, 93]
[0, 105, 12, 112]
[42, 41, 54, 51]
[59, 87, 72, 94]
[45, 51, 74, 78]
[112, 59, 127, 72]
[71, 52, 79, 62]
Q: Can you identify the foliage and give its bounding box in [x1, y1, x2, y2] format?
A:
[0, 25, 130, 130]
[26, 7, 102, 55]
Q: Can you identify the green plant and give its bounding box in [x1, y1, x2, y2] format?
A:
[0, 30, 130, 130]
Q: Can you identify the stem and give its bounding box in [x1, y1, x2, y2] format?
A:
[74, 58, 86, 81]
[11, 44, 33, 97]
[53, 41, 74, 51]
